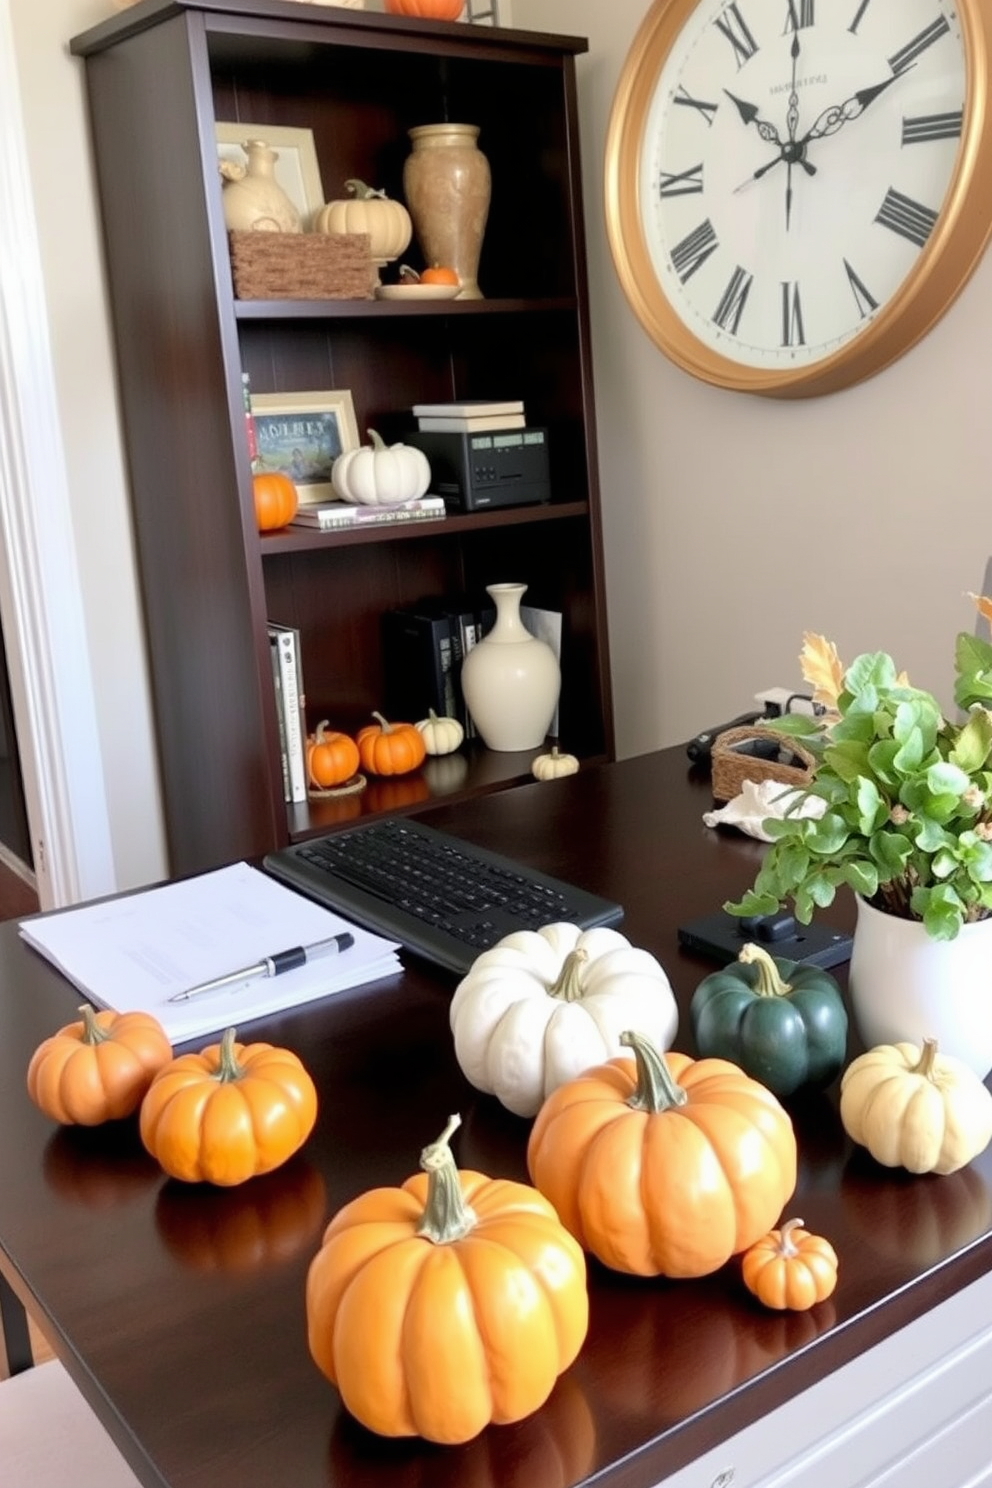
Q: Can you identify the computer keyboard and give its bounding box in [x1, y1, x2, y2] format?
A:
[263, 816, 624, 975]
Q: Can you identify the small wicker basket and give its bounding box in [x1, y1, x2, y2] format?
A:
[710, 725, 816, 804]
[228, 231, 373, 300]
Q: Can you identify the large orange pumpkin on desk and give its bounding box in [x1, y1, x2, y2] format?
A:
[306, 1113, 588, 1443]
[527, 1030, 797, 1278]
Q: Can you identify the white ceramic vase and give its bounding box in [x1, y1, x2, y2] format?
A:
[848, 895, 992, 1079]
[460, 583, 560, 751]
[221, 140, 302, 234]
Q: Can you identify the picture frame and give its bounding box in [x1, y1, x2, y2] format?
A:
[215, 123, 325, 227]
[250, 390, 360, 506]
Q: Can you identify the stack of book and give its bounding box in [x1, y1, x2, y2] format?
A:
[412, 399, 526, 434]
[381, 594, 496, 736]
[289, 496, 446, 532]
[267, 622, 307, 803]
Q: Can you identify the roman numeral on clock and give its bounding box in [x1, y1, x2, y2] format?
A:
[889, 17, 950, 77]
[848, 0, 871, 34]
[673, 86, 719, 126]
[671, 219, 719, 282]
[714, 4, 759, 68]
[844, 259, 878, 319]
[875, 187, 938, 248]
[659, 163, 704, 198]
[781, 282, 805, 347]
[902, 110, 963, 145]
[713, 266, 753, 334]
[784, 0, 814, 33]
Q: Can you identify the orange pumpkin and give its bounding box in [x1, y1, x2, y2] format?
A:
[252, 470, 298, 531]
[139, 1026, 318, 1186]
[356, 710, 426, 776]
[420, 264, 460, 285]
[741, 1217, 839, 1311]
[384, 0, 464, 18]
[306, 1113, 588, 1443]
[527, 1030, 797, 1278]
[27, 1005, 172, 1126]
[306, 721, 360, 790]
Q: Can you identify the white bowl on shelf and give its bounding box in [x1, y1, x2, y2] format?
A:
[375, 283, 462, 301]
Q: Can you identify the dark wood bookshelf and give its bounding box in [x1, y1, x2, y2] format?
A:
[71, 0, 614, 878]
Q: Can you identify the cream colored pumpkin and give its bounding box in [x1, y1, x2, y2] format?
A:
[449, 922, 679, 1117]
[532, 745, 579, 780]
[840, 1037, 992, 1175]
[416, 708, 464, 756]
[331, 430, 431, 506]
[312, 179, 412, 262]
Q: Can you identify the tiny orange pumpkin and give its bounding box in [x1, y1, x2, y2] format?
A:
[384, 0, 464, 19]
[741, 1217, 839, 1311]
[306, 721, 360, 790]
[356, 711, 426, 776]
[27, 1005, 173, 1126]
[420, 264, 460, 285]
[139, 1027, 318, 1186]
[252, 470, 298, 531]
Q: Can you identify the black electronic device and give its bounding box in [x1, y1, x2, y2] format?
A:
[677, 909, 853, 970]
[685, 709, 766, 765]
[406, 427, 551, 511]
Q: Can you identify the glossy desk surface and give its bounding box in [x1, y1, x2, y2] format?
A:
[2, 748, 992, 1488]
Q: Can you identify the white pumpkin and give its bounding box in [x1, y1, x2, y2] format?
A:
[416, 708, 464, 756]
[449, 921, 679, 1117]
[331, 429, 431, 506]
[532, 745, 579, 780]
[312, 179, 412, 262]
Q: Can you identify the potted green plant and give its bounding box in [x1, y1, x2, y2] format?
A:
[727, 603, 992, 1078]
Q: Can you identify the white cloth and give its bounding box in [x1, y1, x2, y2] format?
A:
[702, 778, 827, 843]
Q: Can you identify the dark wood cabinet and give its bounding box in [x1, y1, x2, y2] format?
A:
[71, 0, 614, 879]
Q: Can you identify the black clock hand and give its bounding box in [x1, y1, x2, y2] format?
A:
[724, 90, 784, 147]
[799, 69, 908, 146]
[785, 31, 801, 231]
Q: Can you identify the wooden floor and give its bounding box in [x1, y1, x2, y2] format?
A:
[0, 859, 49, 1375]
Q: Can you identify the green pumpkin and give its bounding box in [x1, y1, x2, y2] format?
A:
[690, 943, 848, 1098]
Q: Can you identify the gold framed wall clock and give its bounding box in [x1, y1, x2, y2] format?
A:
[604, 0, 992, 397]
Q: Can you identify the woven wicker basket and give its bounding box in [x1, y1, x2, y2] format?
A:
[229, 231, 373, 300]
[710, 725, 816, 804]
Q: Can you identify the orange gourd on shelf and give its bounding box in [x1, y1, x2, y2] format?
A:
[27, 1005, 173, 1126]
[252, 471, 298, 531]
[356, 711, 426, 775]
[306, 1113, 588, 1443]
[527, 1030, 797, 1278]
[306, 721, 360, 790]
[741, 1217, 839, 1311]
[139, 1027, 318, 1186]
[420, 263, 460, 285]
[384, 0, 464, 19]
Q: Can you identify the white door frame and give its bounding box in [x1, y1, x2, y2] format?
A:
[0, 0, 115, 909]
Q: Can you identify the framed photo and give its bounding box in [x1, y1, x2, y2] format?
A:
[250, 390, 360, 506]
[215, 123, 325, 227]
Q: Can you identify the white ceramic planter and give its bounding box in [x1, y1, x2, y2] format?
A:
[848, 895, 992, 1080]
[460, 583, 560, 751]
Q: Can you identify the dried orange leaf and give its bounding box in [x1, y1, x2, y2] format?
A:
[799, 633, 845, 709]
[970, 592, 992, 633]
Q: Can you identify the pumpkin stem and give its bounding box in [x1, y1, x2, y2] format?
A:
[549, 948, 589, 1003]
[366, 429, 387, 452]
[738, 943, 793, 997]
[416, 1113, 477, 1245]
[620, 1030, 687, 1113]
[914, 1037, 940, 1081]
[214, 1027, 244, 1083]
[344, 178, 386, 200]
[371, 711, 394, 733]
[776, 1217, 805, 1257]
[79, 1004, 109, 1046]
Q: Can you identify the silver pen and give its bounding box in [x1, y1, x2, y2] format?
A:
[168, 930, 355, 1002]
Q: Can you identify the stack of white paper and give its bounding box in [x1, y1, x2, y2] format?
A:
[20, 862, 402, 1044]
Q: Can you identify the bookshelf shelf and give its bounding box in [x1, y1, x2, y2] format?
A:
[71, 0, 614, 877]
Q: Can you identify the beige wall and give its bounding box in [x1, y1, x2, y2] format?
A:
[515, 0, 992, 756]
[7, 0, 991, 890]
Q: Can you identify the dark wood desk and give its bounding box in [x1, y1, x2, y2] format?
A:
[1, 749, 991, 1487]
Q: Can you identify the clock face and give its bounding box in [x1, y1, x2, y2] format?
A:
[605, 0, 992, 395]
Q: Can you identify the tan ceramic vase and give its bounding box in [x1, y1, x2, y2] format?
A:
[221, 140, 302, 234]
[402, 123, 491, 299]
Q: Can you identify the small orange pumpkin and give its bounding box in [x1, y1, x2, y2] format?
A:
[420, 264, 460, 285]
[252, 470, 298, 531]
[356, 710, 426, 776]
[741, 1217, 839, 1311]
[527, 1030, 797, 1278]
[306, 1113, 588, 1443]
[27, 1005, 173, 1126]
[306, 721, 360, 790]
[139, 1026, 318, 1186]
[384, 0, 464, 18]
